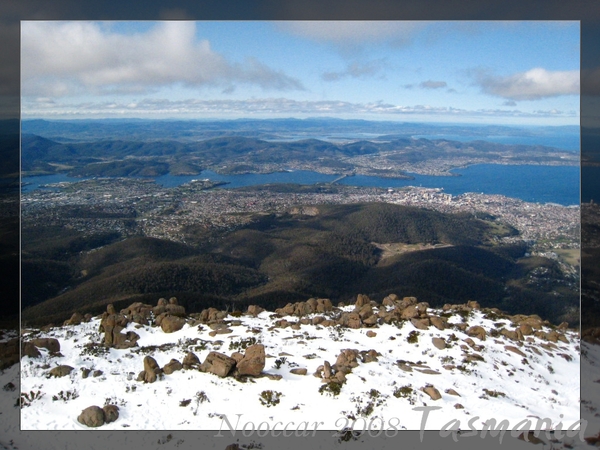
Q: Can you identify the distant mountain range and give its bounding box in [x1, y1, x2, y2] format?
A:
[21, 131, 577, 179]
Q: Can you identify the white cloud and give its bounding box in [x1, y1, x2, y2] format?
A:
[474, 68, 579, 100]
[21, 21, 304, 97]
[322, 59, 388, 81]
[21, 96, 578, 120]
[419, 80, 447, 89]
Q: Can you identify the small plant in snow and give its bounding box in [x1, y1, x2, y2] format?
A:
[192, 391, 210, 415]
[407, 331, 419, 344]
[229, 337, 258, 351]
[19, 390, 44, 408]
[319, 381, 342, 397]
[259, 390, 282, 407]
[104, 396, 127, 407]
[393, 385, 416, 405]
[52, 389, 79, 402]
[329, 325, 346, 341]
[351, 389, 387, 417]
[273, 357, 287, 369]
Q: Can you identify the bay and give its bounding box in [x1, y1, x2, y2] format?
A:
[22, 164, 579, 206]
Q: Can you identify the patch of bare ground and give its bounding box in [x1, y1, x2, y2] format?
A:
[372, 242, 453, 265]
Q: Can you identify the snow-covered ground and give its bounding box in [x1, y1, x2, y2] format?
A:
[0, 303, 594, 449]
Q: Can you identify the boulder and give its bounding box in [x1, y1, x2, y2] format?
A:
[290, 368, 308, 375]
[411, 318, 430, 330]
[432, 337, 446, 350]
[518, 324, 534, 336]
[142, 356, 161, 383]
[401, 305, 419, 320]
[340, 312, 361, 329]
[162, 359, 183, 375]
[355, 294, 370, 308]
[200, 352, 237, 378]
[320, 298, 333, 311]
[165, 304, 186, 317]
[505, 345, 527, 358]
[357, 304, 374, 320]
[335, 349, 359, 370]
[22, 342, 41, 358]
[335, 371, 347, 383]
[113, 331, 140, 349]
[247, 305, 264, 316]
[101, 313, 130, 347]
[312, 316, 325, 325]
[231, 352, 245, 363]
[237, 344, 265, 377]
[500, 329, 521, 341]
[153, 305, 167, 317]
[466, 300, 481, 310]
[102, 405, 119, 424]
[48, 365, 74, 378]
[421, 385, 442, 400]
[77, 406, 105, 428]
[359, 349, 379, 363]
[429, 316, 446, 331]
[306, 298, 318, 313]
[323, 361, 332, 379]
[313, 365, 324, 378]
[65, 312, 84, 326]
[382, 294, 398, 307]
[466, 326, 486, 341]
[160, 315, 186, 333]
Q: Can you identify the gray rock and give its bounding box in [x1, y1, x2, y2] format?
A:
[103, 404, 119, 423]
[77, 405, 105, 427]
[47, 365, 74, 378]
[200, 352, 236, 378]
[29, 338, 60, 353]
[237, 344, 265, 377]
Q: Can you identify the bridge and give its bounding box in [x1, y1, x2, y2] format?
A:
[329, 174, 352, 185]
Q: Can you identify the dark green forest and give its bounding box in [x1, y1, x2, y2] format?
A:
[21, 203, 578, 327]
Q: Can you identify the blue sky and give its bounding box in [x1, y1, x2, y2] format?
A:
[21, 21, 580, 125]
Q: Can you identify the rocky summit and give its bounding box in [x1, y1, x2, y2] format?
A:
[18, 295, 580, 430]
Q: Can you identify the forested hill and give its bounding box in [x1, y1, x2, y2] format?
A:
[21, 132, 577, 178]
[21, 203, 578, 328]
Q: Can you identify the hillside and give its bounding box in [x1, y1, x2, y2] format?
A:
[21, 132, 577, 178]
[21, 203, 578, 328]
[17, 296, 580, 431]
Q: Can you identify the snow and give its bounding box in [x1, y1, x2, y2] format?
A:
[16, 306, 580, 432]
[0, 303, 594, 449]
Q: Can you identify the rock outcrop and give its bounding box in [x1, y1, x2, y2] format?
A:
[236, 344, 265, 377]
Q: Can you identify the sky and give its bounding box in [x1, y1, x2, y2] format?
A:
[20, 21, 580, 125]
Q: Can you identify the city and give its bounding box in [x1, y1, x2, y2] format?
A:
[22, 177, 579, 255]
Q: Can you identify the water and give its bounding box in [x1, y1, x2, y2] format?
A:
[22, 164, 580, 206]
[338, 164, 580, 206]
